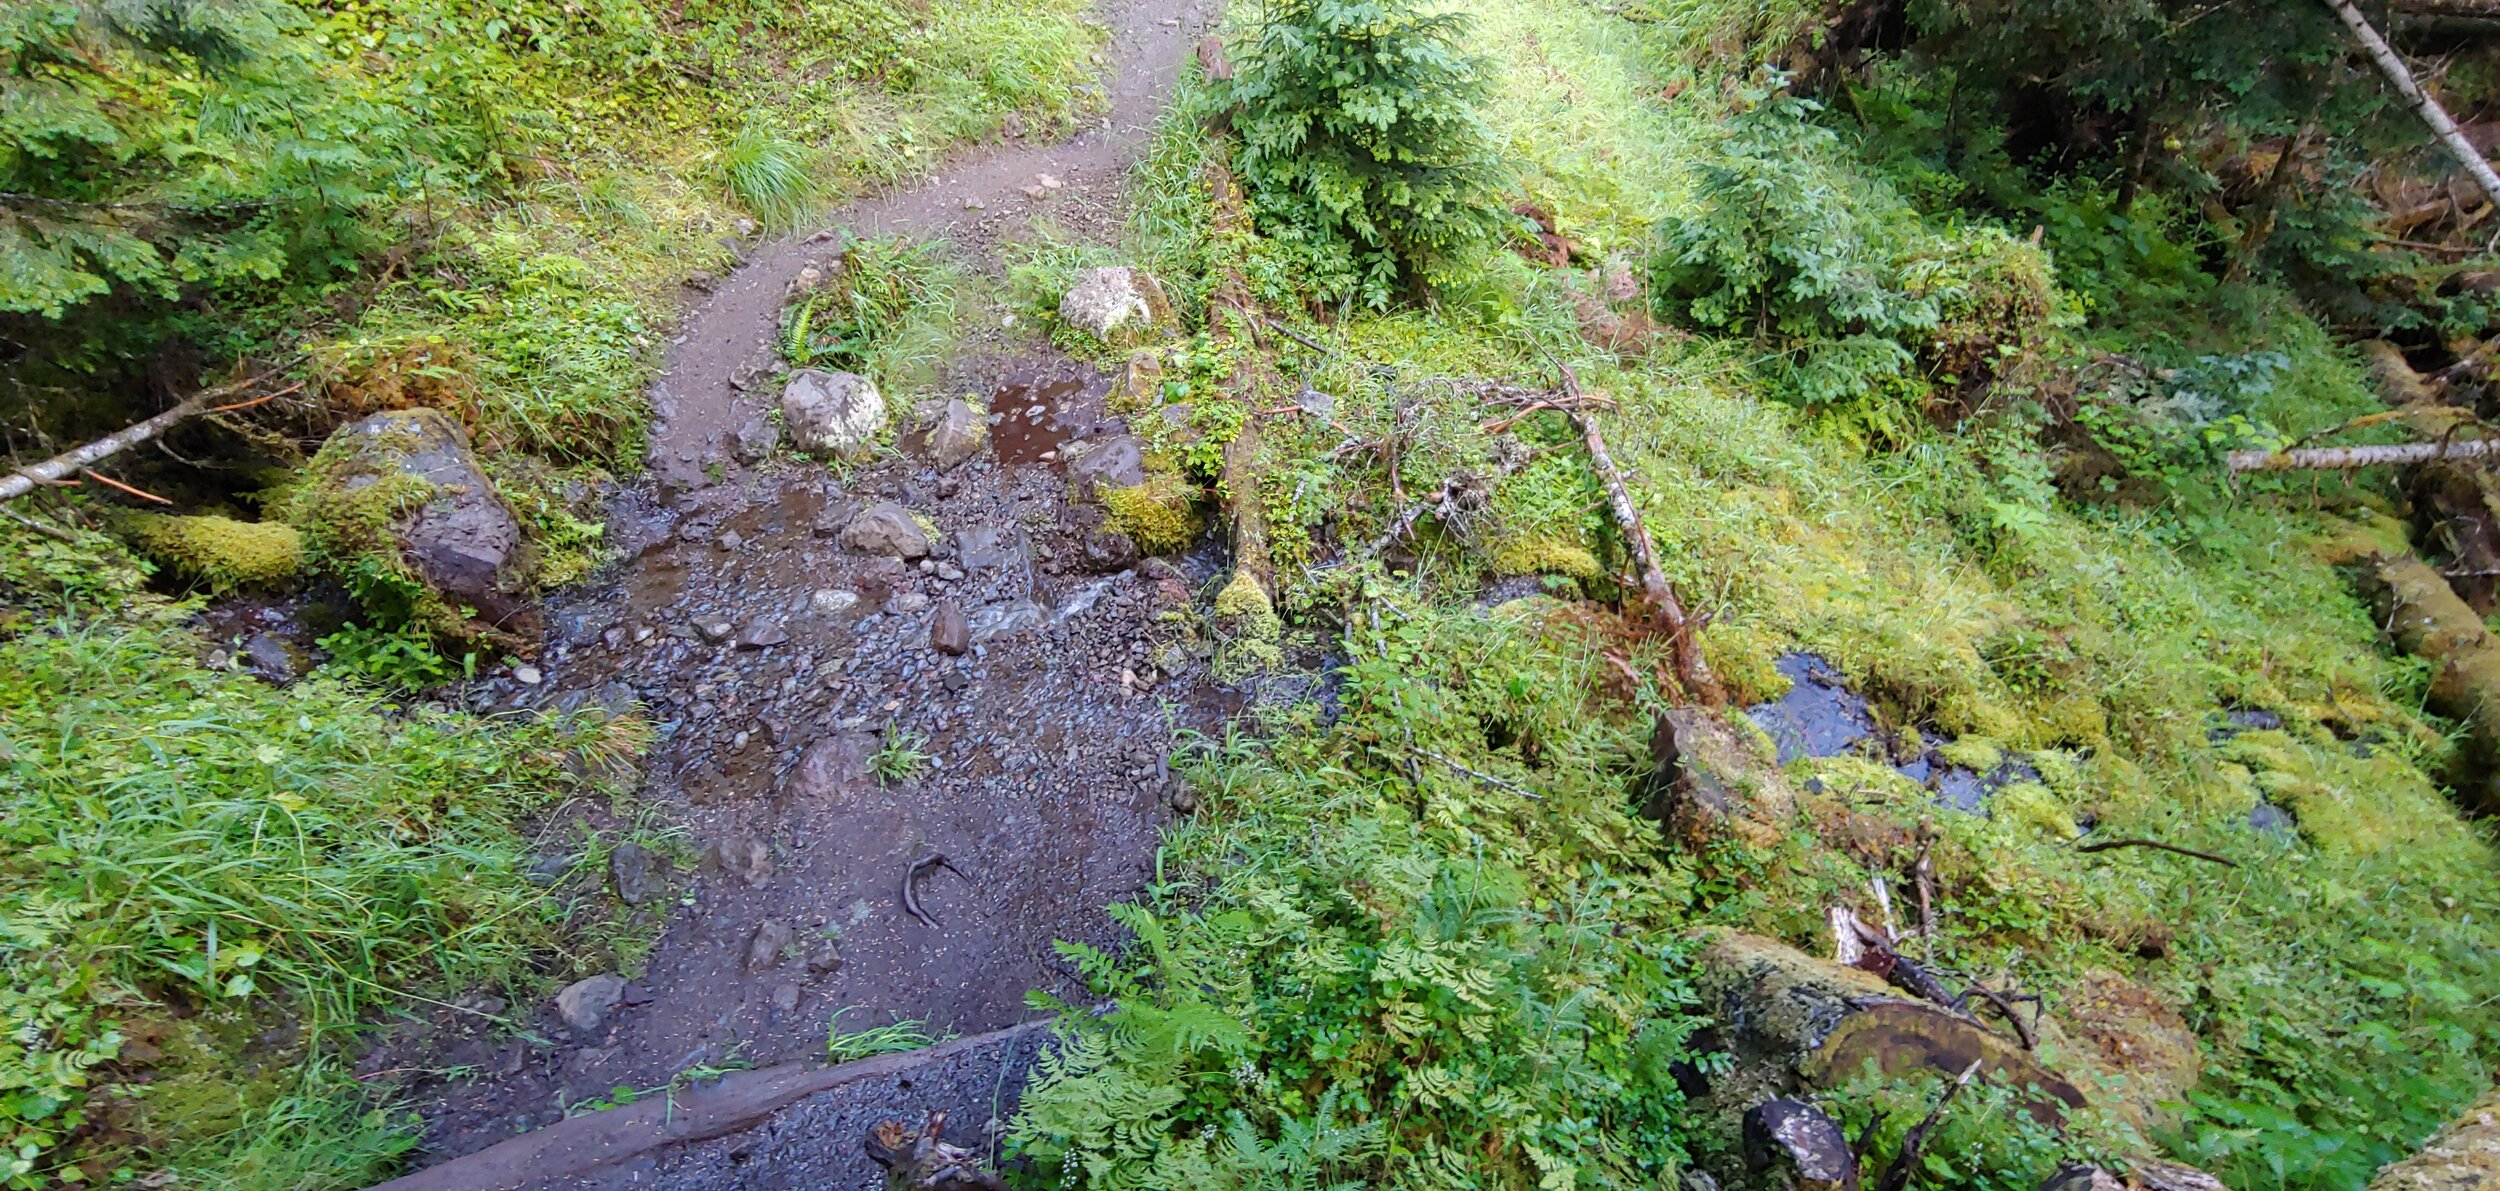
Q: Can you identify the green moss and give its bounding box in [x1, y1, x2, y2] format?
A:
[1214, 568, 1282, 637]
[1702, 622, 1791, 705]
[1938, 737, 2005, 773]
[1482, 530, 1605, 580]
[1992, 781, 2081, 839]
[1103, 474, 1203, 555]
[123, 514, 302, 592]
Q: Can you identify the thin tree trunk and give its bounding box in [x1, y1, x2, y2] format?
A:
[2325, 0, 2500, 205]
[2227, 437, 2500, 470]
[1561, 368, 1725, 706]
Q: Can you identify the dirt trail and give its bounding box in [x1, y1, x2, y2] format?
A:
[371, 1, 1225, 1180]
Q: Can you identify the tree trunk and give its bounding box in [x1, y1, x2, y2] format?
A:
[2360, 552, 2500, 814]
[1200, 133, 1279, 635]
[2324, 0, 2500, 205]
[1562, 372, 1725, 706]
[2226, 438, 2500, 470]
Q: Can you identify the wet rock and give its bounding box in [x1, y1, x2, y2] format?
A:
[554, 974, 627, 1034]
[738, 618, 789, 649]
[305, 409, 534, 636]
[810, 588, 860, 616]
[710, 835, 772, 887]
[694, 617, 736, 644]
[745, 918, 792, 972]
[1064, 434, 1147, 495]
[241, 633, 300, 683]
[970, 599, 1047, 643]
[733, 413, 779, 463]
[609, 842, 658, 905]
[931, 600, 971, 655]
[841, 502, 932, 559]
[1743, 1099, 1858, 1191]
[1058, 267, 1173, 346]
[786, 731, 879, 801]
[1080, 528, 1140, 573]
[780, 369, 886, 459]
[769, 981, 802, 1014]
[957, 526, 1026, 571]
[925, 398, 987, 470]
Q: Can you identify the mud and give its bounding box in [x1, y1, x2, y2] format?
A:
[362, 0, 1226, 1176]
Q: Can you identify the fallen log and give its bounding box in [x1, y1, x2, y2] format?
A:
[1202, 134, 1280, 640]
[2227, 438, 2500, 471]
[2361, 551, 2500, 814]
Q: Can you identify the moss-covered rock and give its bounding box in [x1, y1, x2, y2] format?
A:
[122, 514, 303, 592]
[285, 408, 537, 643]
[1102, 474, 1202, 556]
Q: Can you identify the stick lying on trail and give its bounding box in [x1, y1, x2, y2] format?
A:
[902, 852, 970, 930]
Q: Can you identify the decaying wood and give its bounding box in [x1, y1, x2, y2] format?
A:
[1555, 362, 1725, 705]
[2325, 0, 2500, 206]
[2075, 837, 2241, 867]
[2362, 551, 2500, 813]
[864, 1112, 1006, 1191]
[1202, 136, 1278, 628]
[1871, 1059, 1985, 1191]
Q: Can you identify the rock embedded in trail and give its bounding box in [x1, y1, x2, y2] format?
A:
[925, 398, 987, 470]
[1080, 528, 1139, 573]
[780, 369, 886, 459]
[957, 526, 1025, 571]
[786, 731, 880, 801]
[811, 588, 860, 616]
[746, 918, 793, 972]
[710, 834, 773, 887]
[739, 618, 790, 649]
[841, 502, 933, 559]
[609, 842, 658, 905]
[734, 413, 780, 463]
[931, 600, 971, 655]
[1058, 267, 1173, 347]
[554, 974, 627, 1034]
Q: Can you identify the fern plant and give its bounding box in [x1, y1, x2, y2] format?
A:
[1214, 0, 1507, 307]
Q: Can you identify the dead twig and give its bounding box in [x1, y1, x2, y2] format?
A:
[2075, 837, 2240, 868]
[1, 368, 295, 503]
[82, 468, 172, 505]
[1410, 745, 1545, 800]
[1872, 1059, 1985, 1191]
[902, 852, 970, 929]
[1259, 316, 1337, 358]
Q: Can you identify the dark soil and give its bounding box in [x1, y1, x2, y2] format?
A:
[356, 0, 1229, 1177]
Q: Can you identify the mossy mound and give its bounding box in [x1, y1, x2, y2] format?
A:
[123, 514, 303, 592]
[1480, 529, 1604, 581]
[1102, 473, 1203, 555]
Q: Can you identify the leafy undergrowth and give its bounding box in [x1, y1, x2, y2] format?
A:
[0, 530, 647, 1186]
[1007, 0, 2500, 1186]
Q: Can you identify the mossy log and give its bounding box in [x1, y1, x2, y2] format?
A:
[2365, 1088, 2500, 1190]
[2362, 552, 2500, 813]
[1202, 134, 1278, 641]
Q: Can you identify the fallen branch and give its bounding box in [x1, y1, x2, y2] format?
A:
[1872, 1059, 1986, 1191]
[1410, 745, 1545, 800]
[81, 468, 172, 505]
[2227, 437, 2500, 471]
[0, 372, 293, 503]
[2074, 837, 2241, 867]
[2326, 0, 2500, 209]
[1551, 359, 1724, 705]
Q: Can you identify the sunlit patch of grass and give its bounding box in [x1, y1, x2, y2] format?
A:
[717, 119, 819, 230]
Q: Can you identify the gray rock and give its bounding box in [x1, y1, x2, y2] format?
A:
[840, 502, 932, 559]
[608, 842, 658, 905]
[888, 590, 932, 616]
[931, 601, 970, 655]
[786, 731, 879, 801]
[780, 370, 886, 458]
[554, 974, 627, 1034]
[241, 633, 299, 683]
[969, 599, 1047, 643]
[738, 618, 789, 649]
[309, 409, 533, 635]
[925, 398, 986, 470]
[1080, 528, 1139, 572]
[769, 981, 802, 1014]
[1065, 435, 1147, 495]
[694, 617, 736, 644]
[804, 943, 844, 977]
[1057, 267, 1173, 345]
[733, 413, 779, 463]
[957, 526, 1025, 571]
[810, 589, 860, 616]
[710, 835, 771, 887]
[745, 918, 792, 972]
[1742, 1099, 1858, 1191]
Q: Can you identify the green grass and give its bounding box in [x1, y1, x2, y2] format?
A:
[825, 1008, 936, 1062]
[718, 121, 820, 230]
[0, 531, 650, 1188]
[1004, 0, 2500, 1184]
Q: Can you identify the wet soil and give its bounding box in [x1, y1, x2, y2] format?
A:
[362, 0, 1226, 1176]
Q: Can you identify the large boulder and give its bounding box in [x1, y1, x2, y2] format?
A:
[1065, 434, 1147, 496]
[841, 502, 932, 559]
[781, 369, 886, 458]
[1743, 1099, 1859, 1191]
[292, 409, 534, 639]
[1058, 267, 1173, 347]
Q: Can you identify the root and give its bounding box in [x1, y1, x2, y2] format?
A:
[901, 852, 969, 930]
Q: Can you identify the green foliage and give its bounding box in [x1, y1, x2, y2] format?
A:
[871, 727, 931, 784]
[1011, 600, 1713, 1189]
[824, 1008, 934, 1062]
[1217, 0, 1508, 306]
[0, 532, 644, 1182]
[778, 237, 956, 391]
[317, 619, 473, 689]
[716, 118, 817, 229]
[1820, 1067, 2120, 1191]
